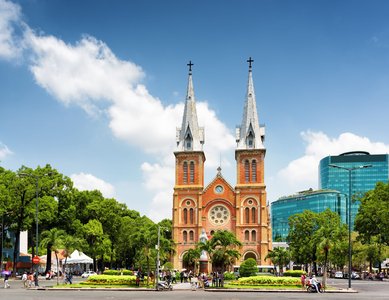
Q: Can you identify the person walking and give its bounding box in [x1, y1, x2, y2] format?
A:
[4, 273, 10, 289]
[22, 272, 28, 288]
[301, 273, 306, 290]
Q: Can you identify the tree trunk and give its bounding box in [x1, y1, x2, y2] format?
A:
[45, 244, 52, 274]
[322, 250, 328, 288]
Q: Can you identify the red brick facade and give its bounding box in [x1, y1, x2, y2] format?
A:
[172, 148, 272, 270]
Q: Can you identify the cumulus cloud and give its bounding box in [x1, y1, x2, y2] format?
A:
[70, 172, 116, 198]
[274, 131, 389, 200]
[0, 142, 13, 160]
[0, 0, 236, 220]
[0, 0, 23, 60]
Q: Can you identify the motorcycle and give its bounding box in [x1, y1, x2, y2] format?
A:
[157, 280, 173, 291]
[307, 282, 323, 293]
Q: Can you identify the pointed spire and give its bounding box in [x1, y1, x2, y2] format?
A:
[236, 57, 265, 150]
[176, 61, 205, 151]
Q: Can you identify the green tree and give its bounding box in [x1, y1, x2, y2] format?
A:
[287, 210, 319, 272]
[239, 258, 257, 277]
[265, 247, 290, 275]
[355, 182, 389, 272]
[314, 209, 347, 287]
[83, 219, 105, 271]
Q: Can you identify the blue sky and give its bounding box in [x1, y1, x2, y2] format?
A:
[1, 0, 389, 221]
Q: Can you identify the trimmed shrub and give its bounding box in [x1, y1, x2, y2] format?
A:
[83, 275, 137, 285]
[223, 272, 235, 280]
[102, 269, 134, 276]
[239, 258, 257, 277]
[283, 270, 306, 277]
[229, 275, 300, 287]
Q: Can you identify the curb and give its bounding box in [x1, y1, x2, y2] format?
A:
[27, 287, 358, 293]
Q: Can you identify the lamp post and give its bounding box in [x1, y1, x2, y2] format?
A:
[328, 164, 372, 289]
[155, 225, 169, 290]
[19, 172, 51, 287]
[155, 225, 161, 290]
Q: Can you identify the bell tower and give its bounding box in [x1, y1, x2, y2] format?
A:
[172, 61, 205, 268]
[235, 57, 271, 264]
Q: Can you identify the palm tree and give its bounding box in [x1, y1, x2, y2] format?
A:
[265, 247, 290, 275]
[40, 228, 66, 285]
[200, 230, 241, 284]
[183, 248, 201, 273]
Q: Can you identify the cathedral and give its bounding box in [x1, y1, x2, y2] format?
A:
[172, 58, 272, 271]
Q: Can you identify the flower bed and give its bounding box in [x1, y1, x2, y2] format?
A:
[229, 275, 301, 287]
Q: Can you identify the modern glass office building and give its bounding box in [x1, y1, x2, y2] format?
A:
[319, 151, 389, 228]
[271, 189, 346, 241]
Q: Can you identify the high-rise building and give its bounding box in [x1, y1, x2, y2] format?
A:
[271, 151, 389, 242]
[319, 151, 389, 227]
[172, 59, 272, 271]
[271, 189, 346, 241]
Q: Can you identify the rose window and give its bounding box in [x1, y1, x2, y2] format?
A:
[209, 205, 230, 226]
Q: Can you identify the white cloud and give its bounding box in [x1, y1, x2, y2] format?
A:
[0, 0, 23, 60]
[70, 172, 116, 198]
[273, 131, 389, 201]
[0, 142, 13, 160]
[0, 1, 240, 221]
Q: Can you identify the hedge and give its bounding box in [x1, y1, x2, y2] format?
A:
[82, 275, 137, 285]
[102, 270, 134, 276]
[283, 270, 306, 277]
[229, 275, 300, 286]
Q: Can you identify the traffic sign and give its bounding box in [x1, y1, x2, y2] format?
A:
[32, 256, 40, 264]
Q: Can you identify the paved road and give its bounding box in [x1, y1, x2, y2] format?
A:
[1, 277, 388, 300]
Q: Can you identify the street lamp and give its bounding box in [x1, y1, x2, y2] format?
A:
[19, 172, 51, 287]
[155, 225, 168, 290]
[328, 164, 372, 289]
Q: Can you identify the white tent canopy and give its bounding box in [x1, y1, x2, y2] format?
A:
[62, 250, 93, 264]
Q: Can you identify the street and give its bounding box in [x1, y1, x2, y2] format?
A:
[1, 278, 388, 300]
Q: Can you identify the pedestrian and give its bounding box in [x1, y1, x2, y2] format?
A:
[27, 272, 33, 287]
[22, 272, 28, 288]
[301, 273, 306, 290]
[4, 273, 10, 289]
[171, 270, 176, 283]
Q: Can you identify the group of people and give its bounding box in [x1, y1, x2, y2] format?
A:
[21, 272, 36, 288]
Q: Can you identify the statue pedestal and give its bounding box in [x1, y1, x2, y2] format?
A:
[199, 260, 208, 274]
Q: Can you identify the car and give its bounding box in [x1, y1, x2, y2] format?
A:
[334, 271, 343, 279]
[81, 270, 97, 278]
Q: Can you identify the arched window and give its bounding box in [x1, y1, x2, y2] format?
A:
[189, 230, 194, 241]
[189, 208, 194, 224]
[251, 207, 256, 223]
[245, 207, 250, 223]
[251, 230, 257, 241]
[183, 208, 188, 224]
[183, 161, 188, 184]
[244, 230, 250, 241]
[251, 160, 257, 182]
[183, 231, 187, 242]
[244, 160, 250, 183]
[189, 161, 195, 183]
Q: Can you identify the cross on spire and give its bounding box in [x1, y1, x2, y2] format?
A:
[247, 57, 254, 70]
[187, 60, 194, 74]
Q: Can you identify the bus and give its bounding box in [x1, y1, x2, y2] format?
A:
[233, 265, 276, 278]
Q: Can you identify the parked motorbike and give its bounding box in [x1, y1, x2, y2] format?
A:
[157, 280, 173, 291]
[307, 282, 323, 293]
